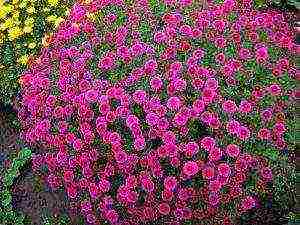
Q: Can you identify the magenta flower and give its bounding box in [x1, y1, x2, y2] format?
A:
[260, 167, 273, 181]
[126, 190, 138, 203]
[109, 132, 121, 145]
[164, 143, 178, 157]
[125, 175, 137, 188]
[222, 99, 238, 114]
[239, 100, 253, 114]
[226, 144, 240, 158]
[144, 59, 158, 74]
[114, 150, 128, 164]
[212, 19, 227, 32]
[66, 183, 77, 199]
[238, 48, 252, 60]
[105, 210, 119, 224]
[133, 89, 148, 105]
[98, 53, 115, 71]
[185, 141, 199, 157]
[202, 166, 215, 180]
[170, 157, 180, 167]
[214, 36, 227, 48]
[208, 179, 222, 192]
[146, 112, 160, 127]
[200, 136, 216, 151]
[209, 192, 220, 206]
[255, 46, 269, 62]
[141, 176, 155, 192]
[70, 3, 86, 22]
[178, 188, 190, 201]
[257, 128, 271, 140]
[63, 170, 74, 183]
[226, 120, 241, 135]
[130, 42, 146, 57]
[98, 178, 111, 193]
[134, 137, 146, 151]
[179, 0, 193, 7]
[182, 161, 199, 177]
[105, 12, 117, 24]
[217, 163, 231, 177]
[154, 31, 167, 43]
[208, 147, 222, 161]
[237, 126, 251, 141]
[202, 88, 216, 104]
[126, 114, 139, 128]
[158, 203, 171, 215]
[179, 24, 193, 37]
[167, 96, 182, 110]
[268, 83, 282, 96]
[205, 77, 219, 90]
[261, 108, 273, 121]
[273, 122, 286, 135]
[173, 112, 189, 127]
[73, 139, 83, 151]
[164, 176, 178, 191]
[241, 196, 256, 211]
[173, 78, 187, 92]
[150, 76, 163, 91]
[86, 213, 97, 224]
[89, 182, 99, 199]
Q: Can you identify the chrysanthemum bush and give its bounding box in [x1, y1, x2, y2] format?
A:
[16, 0, 296, 224]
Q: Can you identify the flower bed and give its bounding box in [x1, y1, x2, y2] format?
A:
[0, 0, 75, 105]
[16, 0, 296, 224]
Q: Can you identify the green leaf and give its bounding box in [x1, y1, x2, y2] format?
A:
[1, 190, 12, 207]
[19, 148, 32, 160]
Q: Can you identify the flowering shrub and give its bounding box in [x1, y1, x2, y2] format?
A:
[17, 0, 296, 224]
[0, 0, 75, 105]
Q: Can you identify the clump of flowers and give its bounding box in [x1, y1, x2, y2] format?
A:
[17, 0, 296, 224]
[0, 0, 75, 105]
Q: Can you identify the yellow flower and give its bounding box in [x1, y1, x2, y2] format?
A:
[87, 12, 96, 21]
[28, 42, 36, 49]
[8, 26, 22, 40]
[24, 17, 34, 26]
[19, 0, 28, 8]
[47, 15, 57, 23]
[26, 6, 35, 14]
[23, 25, 33, 33]
[0, 5, 13, 19]
[43, 7, 50, 12]
[48, 0, 59, 7]
[1, 18, 14, 30]
[54, 17, 64, 28]
[17, 55, 28, 65]
[42, 34, 50, 47]
[12, 11, 20, 20]
[83, 0, 92, 4]
[13, 0, 20, 4]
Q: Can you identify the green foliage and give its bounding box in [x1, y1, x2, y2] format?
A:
[188, 119, 210, 141]
[139, 21, 152, 43]
[149, 0, 167, 17]
[0, 147, 32, 225]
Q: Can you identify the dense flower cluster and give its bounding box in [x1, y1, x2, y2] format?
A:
[0, 0, 75, 105]
[17, 0, 296, 224]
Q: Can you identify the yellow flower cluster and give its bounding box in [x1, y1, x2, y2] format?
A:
[0, 0, 73, 104]
[0, 0, 71, 67]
